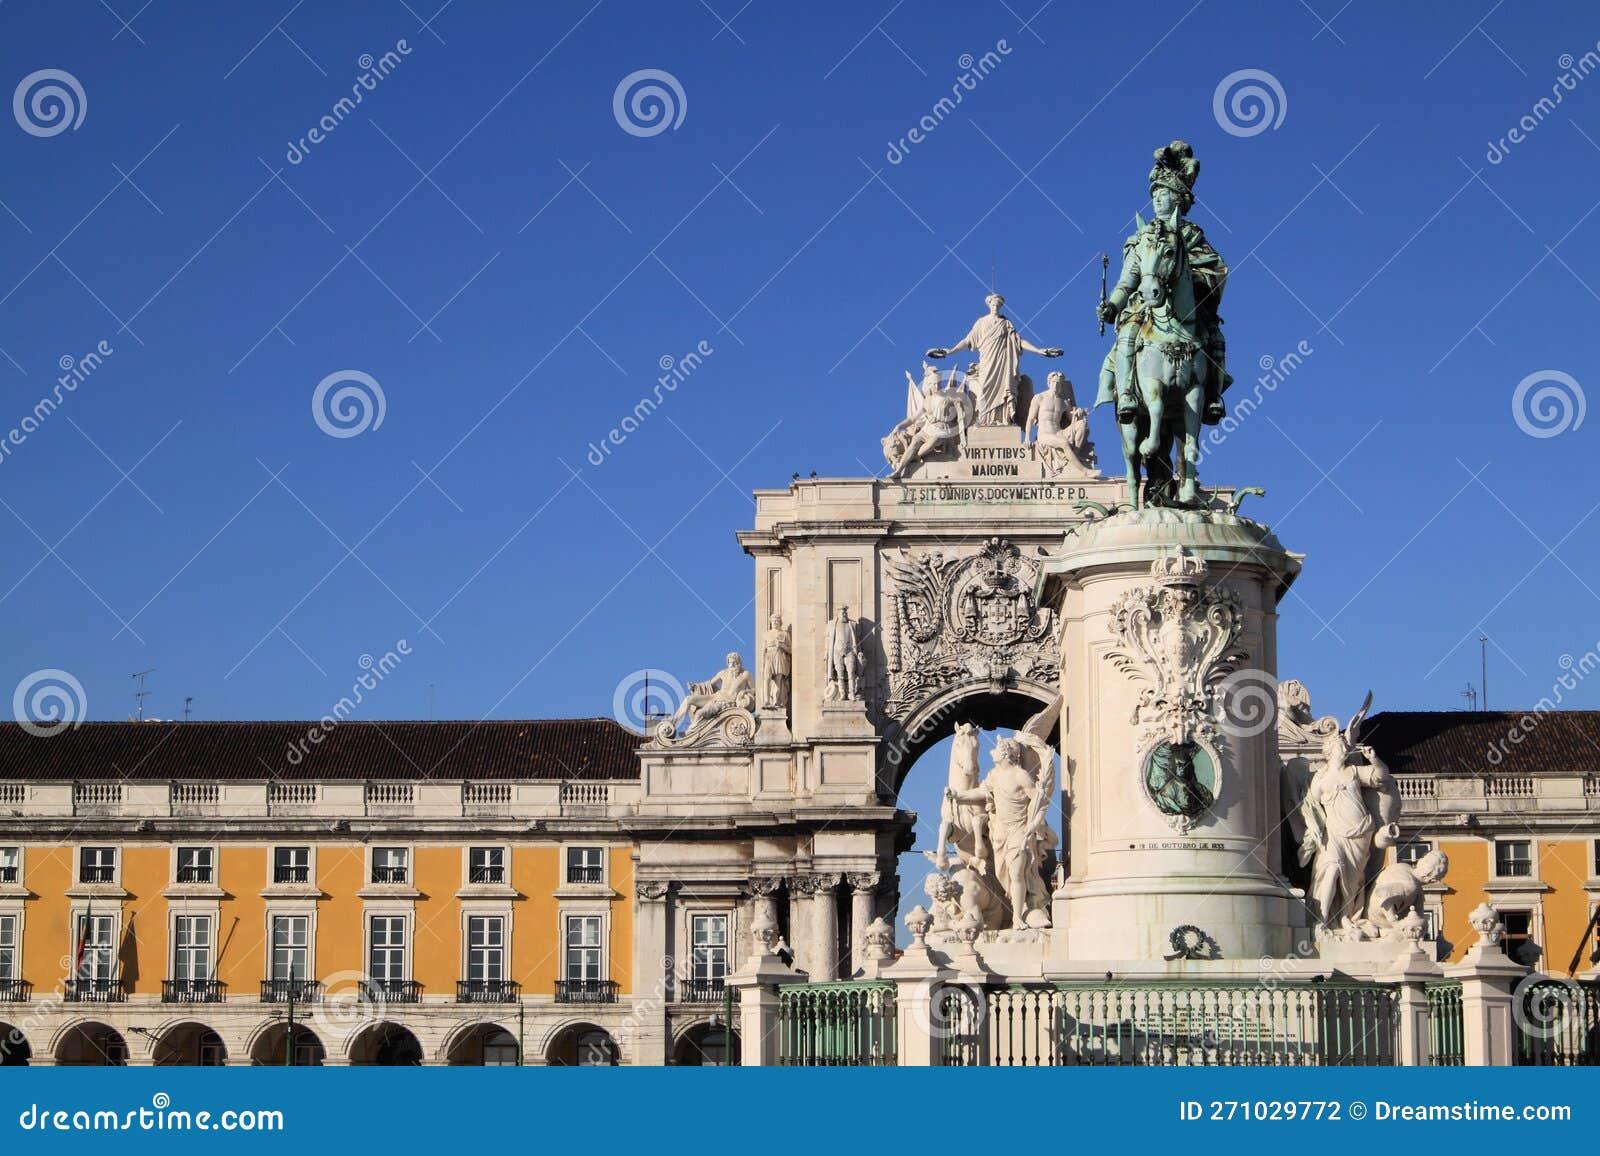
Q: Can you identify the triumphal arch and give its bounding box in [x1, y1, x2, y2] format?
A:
[629, 142, 1521, 1070]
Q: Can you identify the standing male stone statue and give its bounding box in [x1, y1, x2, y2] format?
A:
[824, 606, 865, 702]
[760, 613, 790, 710]
[927, 292, 1063, 427]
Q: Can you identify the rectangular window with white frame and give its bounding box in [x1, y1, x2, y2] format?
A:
[1396, 840, 1431, 866]
[172, 914, 212, 983]
[468, 846, 504, 885]
[175, 846, 213, 885]
[1494, 839, 1533, 878]
[567, 846, 604, 885]
[75, 913, 115, 983]
[371, 847, 409, 884]
[368, 915, 407, 985]
[564, 914, 603, 982]
[0, 913, 16, 982]
[0, 846, 18, 885]
[690, 913, 729, 998]
[270, 914, 309, 982]
[467, 915, 505, 984]
[78, 846, 116, 884]
[273, 846, 310, 885]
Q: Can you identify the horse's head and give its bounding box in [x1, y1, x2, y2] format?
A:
[1136, 220, 1183, 308]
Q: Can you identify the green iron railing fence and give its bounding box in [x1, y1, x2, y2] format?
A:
[936, 982, 1398, 1066]
[1425, 981, 1464, 1066]
[1513, 978, 1600, 1066]
[777, 981, 896, 1066]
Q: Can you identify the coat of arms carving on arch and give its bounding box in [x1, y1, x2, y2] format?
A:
[882, 538, 1057, 721]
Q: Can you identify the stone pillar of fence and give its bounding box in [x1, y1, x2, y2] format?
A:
[1379, 935, 1445, 1065]
[1444, 903, 1528, 1067]
[882, 906, 955, 1067]
[727, 946, 797, 1066]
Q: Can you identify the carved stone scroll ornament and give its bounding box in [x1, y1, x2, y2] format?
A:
[1103, 547, 1247, 831]
[636, 880, 671, 901]
[883, 538, 1057, 722]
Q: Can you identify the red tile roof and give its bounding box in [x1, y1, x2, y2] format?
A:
[1360, 710, 1600, 777]
[0, 718, 642, 782]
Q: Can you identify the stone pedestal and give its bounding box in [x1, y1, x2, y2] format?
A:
[728, 950, 799, 1067]
[1039, 506, 1303, 962]
[1445, 940, 1528, 1066]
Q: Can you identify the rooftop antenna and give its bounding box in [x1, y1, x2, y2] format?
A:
[990, 251, 995, 294]
[1459, 684, 1477, 712]
[182, 696, 193, 723]
[1479, 634, 1488, 711]
[428, 683, 435, 721]
[131, 668, 156, 721]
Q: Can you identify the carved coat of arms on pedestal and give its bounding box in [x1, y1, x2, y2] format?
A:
[1104, 546, 1248, 831]
[883, 538, 1057, 721]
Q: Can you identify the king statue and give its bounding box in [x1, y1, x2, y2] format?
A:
[1094, 141, 1232, 507]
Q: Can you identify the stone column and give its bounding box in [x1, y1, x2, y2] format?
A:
[847, 873, 879, 977]
[1379, 937, 1445, 1066]
[727, 948, 797, 1066]
[630, 880, 672, 1065]
[1445, 919, 1528, 1067]
[808, 873, 841, 981]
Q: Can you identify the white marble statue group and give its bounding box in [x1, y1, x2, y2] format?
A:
[880, 293, 1097, 480]
[922, 703, 1060, 938]
[1286, 690, 1449, 941]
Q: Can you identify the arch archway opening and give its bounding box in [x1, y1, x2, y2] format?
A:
[546, 1024, 618, 1066]
[672, 1023, 739, 1066]
[447, 1024, 519, 1066]
[886, 686, 1064, 944]
[55, 1022, 128, 1066]
[152, 1021, 226, 1066]
[250, 1023, 324, 1066]
[0, 1022, 30, 1066]
[350, 1022, 423, 1066]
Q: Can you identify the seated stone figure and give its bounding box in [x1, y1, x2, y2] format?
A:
[1363, 849, 1448, 937]
[669, 652, 756, 734]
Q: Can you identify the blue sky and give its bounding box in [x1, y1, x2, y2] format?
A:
[0, 0, 1596, 856]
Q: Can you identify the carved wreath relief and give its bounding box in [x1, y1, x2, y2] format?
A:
[1104, 547, 1248, 832]
[883, 538, 1058, 721]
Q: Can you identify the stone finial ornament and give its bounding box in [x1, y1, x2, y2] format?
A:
[904, 905, 933, 944]
[1468, 902, 1503, 947]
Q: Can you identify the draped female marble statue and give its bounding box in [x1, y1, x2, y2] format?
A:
[927, 292, 1063, 427]
[1297, 693, 1403, 935]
